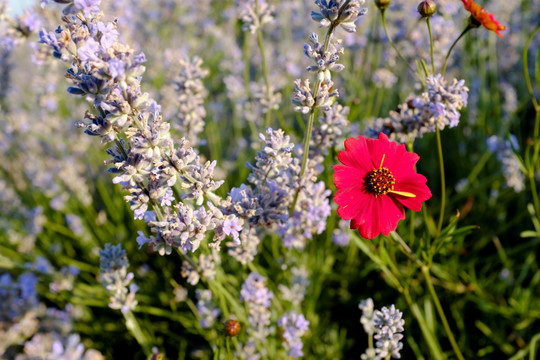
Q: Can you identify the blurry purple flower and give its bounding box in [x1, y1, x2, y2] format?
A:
[278, 312, 309, 358]
[74, 0, 101, 17]
[77, 38, 100, 62]
[108, 59, 125, 79]
[160, 188, 175, 206]
[30, 256, 53, 273]
[223, 216, 243, 244]
[97, 21, 119, 48]
[133, 204, 148, 220]
[136, 231, 150, 249]
[18, 272, 38, 300]
[143, 211, 157, 222]
[429, 102, 445, 118]
[66, 214, 84, 236]
[21, 10, 41, 33]
[196, 289, 221, 329]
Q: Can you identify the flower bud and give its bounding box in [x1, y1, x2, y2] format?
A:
[417, 0, 436, 18]
[224, 319, 241, 337]
[374, 0, 391, 11]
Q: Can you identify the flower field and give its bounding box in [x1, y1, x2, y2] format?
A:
[1, 0, 539, 359]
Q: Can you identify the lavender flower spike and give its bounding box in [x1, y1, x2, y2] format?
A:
[40, 1, 229, 255]
[373, 304, 405, 359]
[278, 312, 310, 358]
[240, 272, 274, 342]
[99, 243, 138, 314]
[312, 0, 368, 33]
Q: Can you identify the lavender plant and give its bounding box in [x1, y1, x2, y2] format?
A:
[1, 0, 540, 358]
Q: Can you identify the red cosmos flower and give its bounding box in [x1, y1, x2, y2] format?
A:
[333, 133, 432, 239]
[462, 0, 506, 38]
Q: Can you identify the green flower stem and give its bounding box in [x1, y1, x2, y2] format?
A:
[290, 23, 336, 215]
[388, 232, 423, 268]
[422, 265, 465, 360]
[435, 127, 446, 236]
[124, 310, 152, 357]
[426, 18, 435, 75]
[402, 289, 445, 360]
[350, 234, 402, 291]
[226, 337, 232, 360]
[291, 1, 357, 214]
[522, 24, 540, 113]
[242, 31, 259, 139]
[407, 142, 416, 245]
[214, 339, 221, 360]
[380, 10, 415, 74]
[243, 31, 250, 97]
[524, 25, 540, 224]
[529, 171, 540, 226]
[255, 0, 272, 128]
[442, 25, 472, 76]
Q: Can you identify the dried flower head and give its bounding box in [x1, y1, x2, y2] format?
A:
[224, 319, 242, 337]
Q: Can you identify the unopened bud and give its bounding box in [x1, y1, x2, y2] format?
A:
[374, 0, 391, 11]
[224, 320, 241, 337]
[417, 0, 436, 18]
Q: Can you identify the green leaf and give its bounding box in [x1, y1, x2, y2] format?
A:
[520, 230, 539, 238]
[536, 47, 540, 101]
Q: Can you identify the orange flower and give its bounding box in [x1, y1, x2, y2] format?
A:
[462, 0, 506, 38]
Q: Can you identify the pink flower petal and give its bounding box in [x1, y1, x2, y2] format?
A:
[338, 137, 373, 172]
[355, 196, 405, 239]
[335, 187, 370, 221]
[332, 165, 366, 190]
[392, 174, 432, 211]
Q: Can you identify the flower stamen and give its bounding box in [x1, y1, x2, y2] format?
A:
[365, 167, 395, 196]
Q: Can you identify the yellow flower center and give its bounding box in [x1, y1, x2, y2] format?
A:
[363, 154, 416, 198]
[365, 167, 395, 196]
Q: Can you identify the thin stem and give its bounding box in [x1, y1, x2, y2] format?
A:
[290, 23, 336, 214]
[124, 311, 152, 357]
[529, 172, 540, 226]
[523, 25, 540, 113]
[422, 266, 465, 360]
[435, 127, 446, 235]
[402, 289, 445, 360]
[535, 109, 540, 142]
[255, 0, 272, 127]
[380, 10, 416, 74]
[388, 233, 423, 268]
[242, 31, 259, 139]
[426, 18, 435, 75]
[243, 32, 250, 96]
[442, 25, 472, 76]
[226, 337, 232, 360]
[523, 26, 540, 224]
[407, 142, 416, 245]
